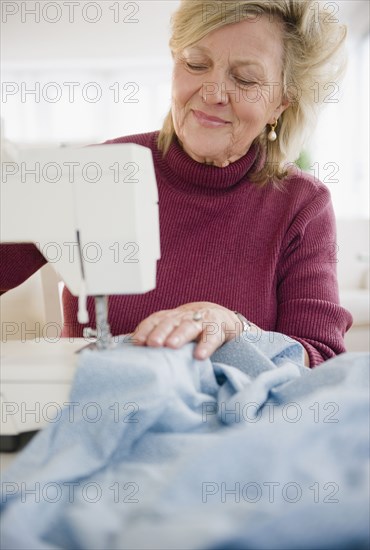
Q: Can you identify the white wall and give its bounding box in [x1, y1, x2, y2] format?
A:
[1, 1, 181, 143]
[1, 1, 180, 61]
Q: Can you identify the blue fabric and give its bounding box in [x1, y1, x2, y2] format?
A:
[1, 331, 369, 550]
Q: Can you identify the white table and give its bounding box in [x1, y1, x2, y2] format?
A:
[1, 338, 86, 463]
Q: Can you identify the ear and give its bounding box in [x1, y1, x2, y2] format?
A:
[271, 97, 290, 123]
[268, 91, 291, 124]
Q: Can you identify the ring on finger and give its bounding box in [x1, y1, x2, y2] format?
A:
[192, 310, 203, 322]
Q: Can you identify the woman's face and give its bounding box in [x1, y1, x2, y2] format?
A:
[171, 15, 289, 167]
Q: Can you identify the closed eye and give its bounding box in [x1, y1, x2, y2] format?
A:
[185, 62, 208, 71]
[234, 77, 259, 87]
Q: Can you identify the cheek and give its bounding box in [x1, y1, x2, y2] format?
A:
[171, 89, 186, 131]
[172, 83, 197, 134]
[172, 84, 186, 110]
[172, 69, 199, 109]
[231, 100, 260, 130]
[232, 90, 275, 128]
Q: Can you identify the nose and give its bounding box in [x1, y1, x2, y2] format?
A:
[199, 70, 230, 105]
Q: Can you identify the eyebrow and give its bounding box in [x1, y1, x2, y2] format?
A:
[184, 46, 266, 75]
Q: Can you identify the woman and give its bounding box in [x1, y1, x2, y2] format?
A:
[0, 0, 352, 367]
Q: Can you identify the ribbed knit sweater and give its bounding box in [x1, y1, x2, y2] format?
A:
[1, 131, 352, 366]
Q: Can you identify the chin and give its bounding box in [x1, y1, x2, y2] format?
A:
[183, 136, 230, 161]
[185, 147, 220, 163]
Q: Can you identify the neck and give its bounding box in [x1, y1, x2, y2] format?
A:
[178, 138, 250, 168]
[153, 134, 262, 193]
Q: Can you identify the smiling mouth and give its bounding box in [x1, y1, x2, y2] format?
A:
[192, 110, 230, 127]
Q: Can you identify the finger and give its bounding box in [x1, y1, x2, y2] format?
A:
[133, 310, 173, 345]
[146, 316, 181, 347]
[193, 329, 225, 360]
[164, 318, 203, 348]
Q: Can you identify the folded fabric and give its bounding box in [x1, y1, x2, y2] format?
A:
[1, 331, 369, 550]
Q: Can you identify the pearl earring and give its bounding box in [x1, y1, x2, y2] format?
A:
[267, 120, 278, 142]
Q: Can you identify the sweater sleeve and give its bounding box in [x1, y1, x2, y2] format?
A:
[0, 243, 47, 294]
[275, 183, 353, 367]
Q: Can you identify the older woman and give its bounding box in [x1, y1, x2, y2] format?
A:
[0, 0, 352, 367]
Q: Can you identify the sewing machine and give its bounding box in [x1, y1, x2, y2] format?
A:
[0, 142, 160, 451]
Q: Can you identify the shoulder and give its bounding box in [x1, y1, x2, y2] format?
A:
[270, 165, 335, 228]
[281, 165, 332, 207]
[276, 166, 336, 241]
[102, 131, 159, 151]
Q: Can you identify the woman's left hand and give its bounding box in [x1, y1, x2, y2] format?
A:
[132, 302, 244, 360]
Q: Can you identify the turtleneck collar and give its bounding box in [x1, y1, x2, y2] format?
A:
[153, 134, 261, 194]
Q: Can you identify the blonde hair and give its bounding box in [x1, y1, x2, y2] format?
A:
[158, 0, 347, 185]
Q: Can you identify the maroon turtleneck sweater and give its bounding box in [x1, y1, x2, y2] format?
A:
[1, 131, 352, 366]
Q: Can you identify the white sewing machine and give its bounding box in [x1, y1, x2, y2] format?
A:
[0, 142, 160, 451]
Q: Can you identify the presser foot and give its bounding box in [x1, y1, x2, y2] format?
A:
[80, 327, 117, 352]
[78, 295, 116, 352]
